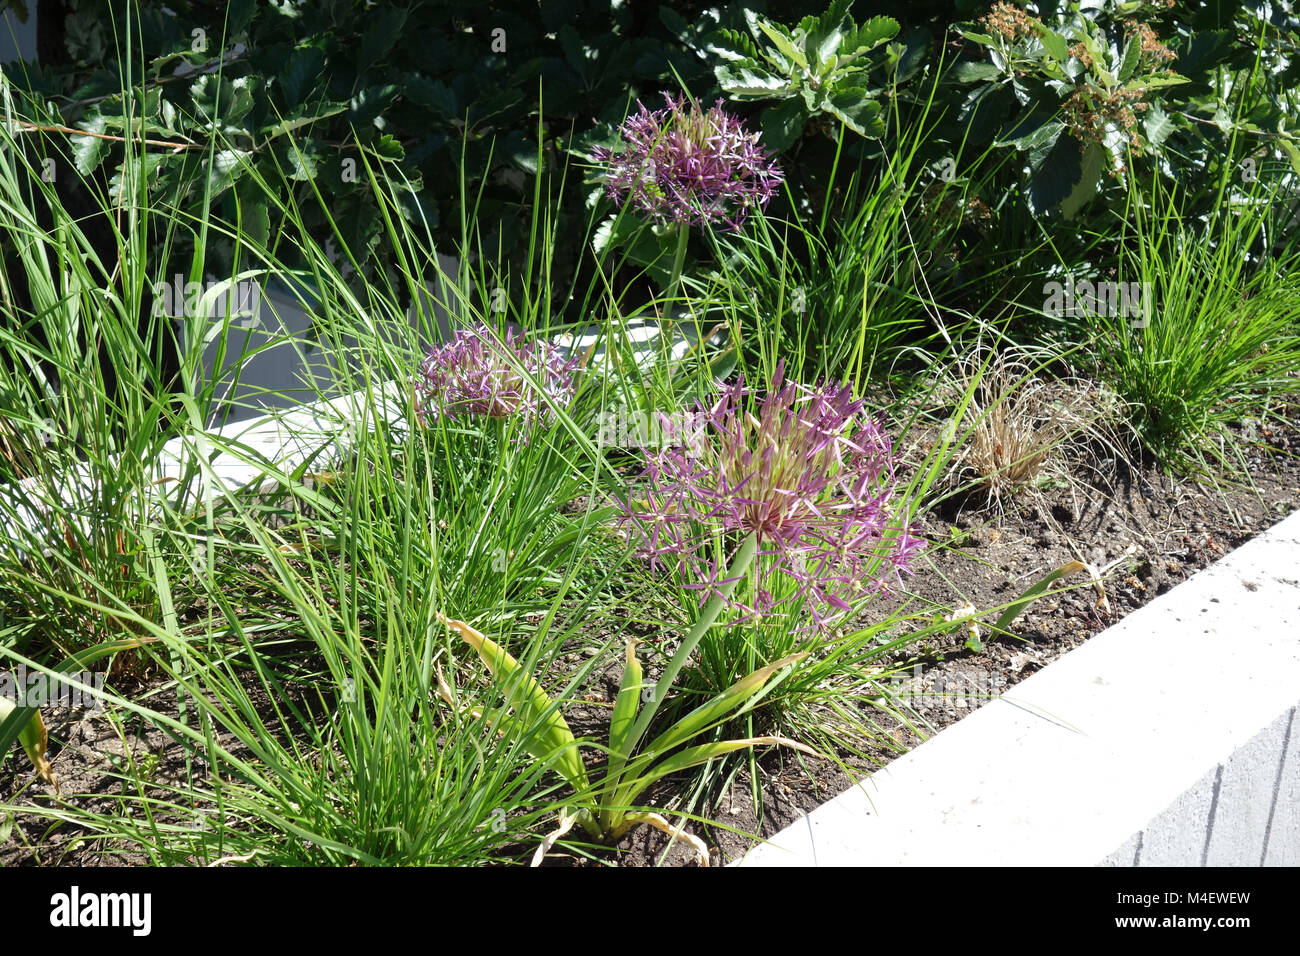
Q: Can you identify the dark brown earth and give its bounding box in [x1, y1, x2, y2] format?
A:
[4, 412, 1298, 867]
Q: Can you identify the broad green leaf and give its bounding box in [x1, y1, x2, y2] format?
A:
[825, 86, 884, 138]
[892, 28, 930, 83]
[644, 653, 806, 757]
[1038, 26, 1070, 65]
[801, 83, 827, 113]
[1175, 29, 1234, 80]
[1026, 131, 1083, 215]
[607, 641, 642, 762]
[0, 696, 57, 790]
[1060, 141, 1106, 219]
[439, 614, 588, 791]
[1142, 101, 1176, 148]
[996, 107, 1064, 151]
[1079, 31, 1113, 86]
[501, 131, 538, 175]
[747, 11, 797, 71]
[349, 84, 400, 129]
[715, 61, 791, 98]
[805, 0, 851, 75]
[227, 0, 256, 34]
[1117, 34, 1142, 83]
[357, 6, 407, 74]
[271, 136, 322, 181]
[1281, 138, 1300, 177]
[207, 149, 251, 199]
[620, 736, 817, 808]
[959, 30, 996, 48]
[191, 74, 255, 127]
[992, 560, 1086, 634]
[659, 5, 690, 42]
[72, 112, 110, 176]
[372, 133, 405, 162]
[234, 180, 270, 248]
[596, 642, 645, 834]
[260, 101, 349, 141]
[278, 45, 326, 109]
[705, 27, 762, 63]
[951, 61, 1003, 83]
[592, 214, 627, 256]
[1125, 73, 1190, 91]
[842, 15, 899, 57]
[761, 97, 808, 152]
[400, 75, 459, 117]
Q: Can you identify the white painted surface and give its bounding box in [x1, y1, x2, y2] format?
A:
[0, 380, 408, 557]
[738, 508, 1300, 867]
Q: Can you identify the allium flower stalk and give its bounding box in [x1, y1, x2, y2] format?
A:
[415, 325, 578, 431]
[592, 92, 783, 297]
[620, 362, 924, 630]
[591, 92, 784, 233]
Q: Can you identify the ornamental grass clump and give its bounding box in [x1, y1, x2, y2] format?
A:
[414, 325, 578, 429]
[621, 362, 924, 632]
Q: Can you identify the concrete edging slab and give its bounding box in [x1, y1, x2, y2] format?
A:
[737, 508, 1300, 867]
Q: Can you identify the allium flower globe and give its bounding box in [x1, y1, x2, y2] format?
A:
[591, 92, 784, 232]
[415, 325, 578, 429]
[621, 363, 924, 629]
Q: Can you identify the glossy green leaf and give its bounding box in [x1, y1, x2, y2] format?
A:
[842, 15, 899, 57]
[278, 46, 326, 109]
[716, 61, 791, 99]
[71, 113, 111, 176]
[1038, 26, 1070, 65]
[191, 75, 255, 127]
[1060, 141, 1107, 220]
[825, 86, 884, 138]
[992, 560, 1086, 635]
[996, 107, 1064, 151]
[805, 0, 851, 74]
[357, 7, 408, 75]
[761, 97, 808, 152]
[439, 614, 588, 791]
[643, 652, 807, 757]
[1125, 73, 1190, 91]
[951, 61, 1003, 83]
[749, 12, 801, 71]
[608, 640, 642, 762]
[1117, 34, 1142, 83]
[0, 696, 57, 789]
[620, 736, 817, 808]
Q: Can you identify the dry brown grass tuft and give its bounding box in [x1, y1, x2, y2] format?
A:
[940, 346, 1132, 508]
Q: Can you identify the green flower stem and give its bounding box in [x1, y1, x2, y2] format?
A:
[666, 221, 690, 302]
[624, 530, 760, 754]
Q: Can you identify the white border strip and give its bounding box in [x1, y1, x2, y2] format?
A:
[738, 508, 1300, 866]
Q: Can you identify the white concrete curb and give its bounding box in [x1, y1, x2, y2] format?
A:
[737, 508, 1300, 867]
[0, 383, 407, 557]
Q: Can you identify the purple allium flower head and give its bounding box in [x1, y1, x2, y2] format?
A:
[620, 362, 924, 629]
[590, 92, 784, 232]
[415, 325, 578, 430]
